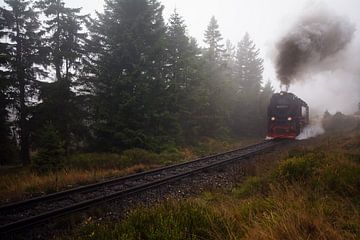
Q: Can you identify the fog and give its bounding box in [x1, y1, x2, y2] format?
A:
[1, 0, 359, 114]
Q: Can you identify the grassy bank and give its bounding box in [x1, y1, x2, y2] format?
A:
[0, 138, 256, 203]
[62, 132, 360, 240]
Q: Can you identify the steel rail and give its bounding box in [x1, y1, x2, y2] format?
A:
[0, 140, 283, 234]
[0, 141, 270, 213]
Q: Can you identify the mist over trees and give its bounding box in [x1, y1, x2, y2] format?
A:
[0, 0, 273, 165]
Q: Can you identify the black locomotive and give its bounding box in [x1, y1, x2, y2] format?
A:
[267, 92, 309, 139]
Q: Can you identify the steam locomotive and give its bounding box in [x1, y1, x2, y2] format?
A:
[267, 92, 309, 139]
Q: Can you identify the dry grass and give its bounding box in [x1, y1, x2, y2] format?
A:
[0, 164, 155, 203]
[241, 186, 353, 240]
[0, 138, 252, 204]
[60, 132, 360, 240]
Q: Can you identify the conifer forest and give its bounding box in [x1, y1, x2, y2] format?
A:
[0, 0, 274, 166]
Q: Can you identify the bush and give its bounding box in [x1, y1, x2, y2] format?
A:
[65, 153, 123, 170]
[76, 201, 223, 240]
[275, 151, 325, 182]
[232, 176, 267, 197]
[120, 148, 160, 167]
[158, 147, 183, 164]
[322, 111, 358, 133]
[32, 123, 64, 174]
[276, 157, 316, 183]
[321, 163, 360, 197]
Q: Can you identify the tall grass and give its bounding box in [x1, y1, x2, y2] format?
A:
[0, 165, 149, 203]
[1, 138, 250, 203]
[61, 133, 360, 240]
[0, 148, 181, 203]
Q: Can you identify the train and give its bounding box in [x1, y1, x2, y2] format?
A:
[267, 91, 309, 139]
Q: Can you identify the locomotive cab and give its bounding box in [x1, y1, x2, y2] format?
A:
[267, 92, 309, 139]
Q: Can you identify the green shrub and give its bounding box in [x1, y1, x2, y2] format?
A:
[277, 157, 315, 183]
[322, 111, 358, 132]
[120, 148, 160, 167]
[76, 201, 225, 240]
[321, 164, 360, 197]
[158, 147, 183, 164]
[191, 138, 237, 157]
[32, 123, 64, 174]
[232, 176, 267, 198]
[65, 153, 123, 170]
[275, 151, 325, 183]
[64, 147, 184, 171]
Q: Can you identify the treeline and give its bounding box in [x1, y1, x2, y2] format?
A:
[0, 0, 274, 165]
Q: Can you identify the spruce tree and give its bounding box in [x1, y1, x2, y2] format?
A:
[166, 9, 190, 93]
[0, 65, 17, 164]
[204, 16, 224, 62]
[164, 9, 203, 141]
[235, 33, 263, 95]
[0, 12, 16, 165]
[87, 0, 168, 151]
[200, 16, 230, 137]
[232, 33, 264, 136]
[36, 0, 87, 82]
[34, 0, 88, 154]
[0, 0, 45, 165]
[260, 80, 274, 134]
[224, 39, 236, 71]
[262, 80, 274, 101]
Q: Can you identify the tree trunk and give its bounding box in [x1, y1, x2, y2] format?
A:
[16, 17, 30, 166]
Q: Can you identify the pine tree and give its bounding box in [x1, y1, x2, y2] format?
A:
[204, 16, 224, 62]
[224, 39, 236, 70]
[0, 12, 16, 165]
[164, 9, 204, 141]
[262, 80, 274, 101]
[87, 0, 168, 151]
[260, 80, 274, 134]
[199, 16, 230, 137]
[0, 62, 17, 164]
[0, 0, 45, 165]
[36, 0, 87, 82]
[34, 0, 88, 154]
[232, 33, 264, 136]
[166, 9, 190, 93]
[235, 33, 263, 95]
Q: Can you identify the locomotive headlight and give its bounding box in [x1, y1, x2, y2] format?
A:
[271, 117, 276, 121]
[288, 117, 292, 121]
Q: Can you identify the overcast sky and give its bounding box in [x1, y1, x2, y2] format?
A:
[1, 0, 360, 114]
[61, 0, 360, 45]
[67, 0, 360, 114]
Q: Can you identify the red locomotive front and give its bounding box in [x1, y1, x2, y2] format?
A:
[267, 92, 309, 139]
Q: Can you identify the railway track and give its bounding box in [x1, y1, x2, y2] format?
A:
[0, 140, 284, 235]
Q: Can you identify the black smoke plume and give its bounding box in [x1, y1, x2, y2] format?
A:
[275, 8, 355, 88]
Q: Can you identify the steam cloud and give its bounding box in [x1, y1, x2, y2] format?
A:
[275, 8, 356, 87]
[296, 119, 325, 140]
